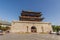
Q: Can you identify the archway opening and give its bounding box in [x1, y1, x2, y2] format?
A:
[31, 26, 37, 33]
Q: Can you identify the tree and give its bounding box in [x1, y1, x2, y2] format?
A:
[52, 25, 60, 32]
[0, 26, 2, 30]
[0, 26, 10, 31]
[55, 26, 60, 32]
[52, 25, 56, 32]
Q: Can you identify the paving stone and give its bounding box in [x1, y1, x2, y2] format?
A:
[0, 33, 60, 40]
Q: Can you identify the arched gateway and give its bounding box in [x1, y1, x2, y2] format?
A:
[10, 11, 52, 33]
[31, 26, 37, 33]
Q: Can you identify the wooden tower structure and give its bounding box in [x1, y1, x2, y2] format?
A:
[19, 11, 44, 21]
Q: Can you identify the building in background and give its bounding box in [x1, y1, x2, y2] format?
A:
[10, 11, 53, 33]
[0, 20, 11, 27]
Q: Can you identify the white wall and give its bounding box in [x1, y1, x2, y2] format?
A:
[10, 21, 53, 33]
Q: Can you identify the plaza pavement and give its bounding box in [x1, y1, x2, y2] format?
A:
[0, 33, 60, 40]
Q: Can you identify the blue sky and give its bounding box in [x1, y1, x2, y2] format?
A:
[0, 0, 60, 25]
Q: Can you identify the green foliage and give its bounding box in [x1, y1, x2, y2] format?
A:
[0, 26, 2, 30]
[0, 26, 10, 31]
[52, 25, 60, 32]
